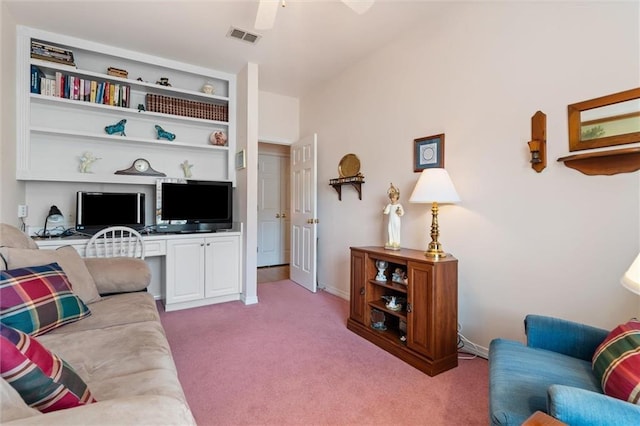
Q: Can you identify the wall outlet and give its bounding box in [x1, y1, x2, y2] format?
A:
[18, 205, 28, 218]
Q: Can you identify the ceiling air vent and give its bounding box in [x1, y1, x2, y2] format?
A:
[227, 27, 261, 44]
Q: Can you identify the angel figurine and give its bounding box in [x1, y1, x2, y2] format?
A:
[181, 160, 194, 178]
[383, 183, 404, 250]
[79, 152, 100, 173]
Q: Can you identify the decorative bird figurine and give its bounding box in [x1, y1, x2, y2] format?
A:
[155, 125, 176, 141]
[104, 119, 126, 136]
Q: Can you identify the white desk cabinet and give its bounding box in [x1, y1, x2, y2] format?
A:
[165, 234, 241, 312]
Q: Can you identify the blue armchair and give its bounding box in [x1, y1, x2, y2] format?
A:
[489, 314, 640, 425]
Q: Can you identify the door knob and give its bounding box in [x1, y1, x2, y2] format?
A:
[276, 213, 281, 218]
[281, 213, 286, 219]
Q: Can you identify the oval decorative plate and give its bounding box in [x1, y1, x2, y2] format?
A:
[338, 153, 361, 177]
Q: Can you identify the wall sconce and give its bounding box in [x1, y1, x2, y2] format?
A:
[527, 111, 547, 173]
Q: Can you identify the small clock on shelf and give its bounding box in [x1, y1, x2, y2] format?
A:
[115, 158, 166, 176]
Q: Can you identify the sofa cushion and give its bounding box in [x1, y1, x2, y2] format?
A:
[37, 320, 188, 403]
[0, 324, 96, 413]
[0, 246, 101, 304]
[84, 257, 150, 294]
[0, 224, 38, 250]
[45, 292, 160, 336]
[592, 319, 640, 404]
[0, 263, 91, 336]
[489, 338, 603, 426]
[1, 378, 41, 422]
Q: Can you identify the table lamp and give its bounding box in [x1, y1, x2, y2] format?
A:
[621, 253, 640, 295]
[43, 205, 63, 237]
[409, 168, 460, 258]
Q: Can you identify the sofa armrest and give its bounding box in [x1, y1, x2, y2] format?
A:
[525, 315, 609, 361]
[3, 395, 195, 425]
[83, 257, 151, 295]
[548, 384, 640, 426]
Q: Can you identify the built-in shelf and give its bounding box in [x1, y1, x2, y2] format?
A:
[557, 147, 640, 176]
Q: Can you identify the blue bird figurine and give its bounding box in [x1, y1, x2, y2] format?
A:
[155, 125, 176, 141]
[104, 119, 126, 136]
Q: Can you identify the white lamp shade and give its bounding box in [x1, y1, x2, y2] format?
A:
[409, 168, 461, 204]
[621, 253, 640, 295]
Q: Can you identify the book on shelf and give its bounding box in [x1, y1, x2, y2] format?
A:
[31, 63, 133, 108]
[30, 65, 44, 94]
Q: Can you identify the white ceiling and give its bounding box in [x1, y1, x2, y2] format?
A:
[4, 0, 445, 98]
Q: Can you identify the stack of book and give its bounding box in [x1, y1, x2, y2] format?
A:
[31, 40, 75, 67]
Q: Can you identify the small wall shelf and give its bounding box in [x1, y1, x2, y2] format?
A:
[557, 147, 640, 176]
[329, 176, 364, 200]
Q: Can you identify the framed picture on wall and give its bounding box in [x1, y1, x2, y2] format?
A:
[414, 133, 445, 172]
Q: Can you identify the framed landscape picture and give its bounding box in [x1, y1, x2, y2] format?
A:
[414, 133, 444, 172]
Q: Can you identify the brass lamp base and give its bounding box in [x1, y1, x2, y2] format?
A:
[425, 243, 447, 258]
[424, 202, 447, 258]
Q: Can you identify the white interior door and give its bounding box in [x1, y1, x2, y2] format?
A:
[257, 154, 281, 267]
[290, 134, 317, 292]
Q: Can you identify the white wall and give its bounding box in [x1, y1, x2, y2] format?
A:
[300, 1, 640, 351]
[259, 91, 299, 144]
[0, 4, 24, 227]
[237, 63, 259, 305]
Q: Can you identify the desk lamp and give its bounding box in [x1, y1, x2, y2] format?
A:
[409, 168, 460, 258]
[43, 205, 63, 238]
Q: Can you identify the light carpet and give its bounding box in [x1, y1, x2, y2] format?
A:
[159, 280, 488, 425]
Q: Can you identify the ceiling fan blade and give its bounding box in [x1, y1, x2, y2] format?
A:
[255, 0, 279, 30]
[342, 0, 375, 15]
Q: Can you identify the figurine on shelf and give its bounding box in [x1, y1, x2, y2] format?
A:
[384, 296, 402, 312]
[202, 82, 215, 95]
[181, 160, 193, 178]
[79, 151, 100, 173]
[156, 77, 171, 86]
[155, 125, 176, 141]
[383, 183, 404, 250]
[104, 119, 126, 136]
[375, 260, 388, 281]
[391, 268, 407, 285]
[370, 309, 386, 331]
[210, 130, 227, 146]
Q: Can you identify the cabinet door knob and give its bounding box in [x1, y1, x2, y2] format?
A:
[281, 213, 286, 219]
[359, 287, 365, 295]
[276, 213, 281, 218]
[407, 303, 412, 313]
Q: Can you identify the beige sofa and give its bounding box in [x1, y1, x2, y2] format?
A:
[0, 224, 196, 425]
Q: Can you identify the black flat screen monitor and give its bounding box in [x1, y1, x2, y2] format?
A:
[155, 179, 232, 233]
[75, 191, 145, 234]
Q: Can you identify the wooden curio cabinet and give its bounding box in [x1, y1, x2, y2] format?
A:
[347, 246, 458, 376]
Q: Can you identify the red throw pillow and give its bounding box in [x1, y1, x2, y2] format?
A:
[592, 319, 640, 404]
[0, 323, 96, 412]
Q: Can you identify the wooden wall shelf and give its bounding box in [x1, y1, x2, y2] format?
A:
[557, 147, 640, 176]
[329, 176, 364, 200]
[330, 181, 363, 200]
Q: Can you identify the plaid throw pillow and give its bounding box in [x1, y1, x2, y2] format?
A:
[592, 319, 640, 404]
[0, 263, 90, 336]
[0, 323, 96, 412]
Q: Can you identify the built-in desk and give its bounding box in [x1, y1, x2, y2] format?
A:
[35, 227, 243, 311]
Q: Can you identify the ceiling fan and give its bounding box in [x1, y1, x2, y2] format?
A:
[255, 0, 375, 30]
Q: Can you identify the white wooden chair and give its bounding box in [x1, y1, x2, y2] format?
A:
[86, 226, 145, 259]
